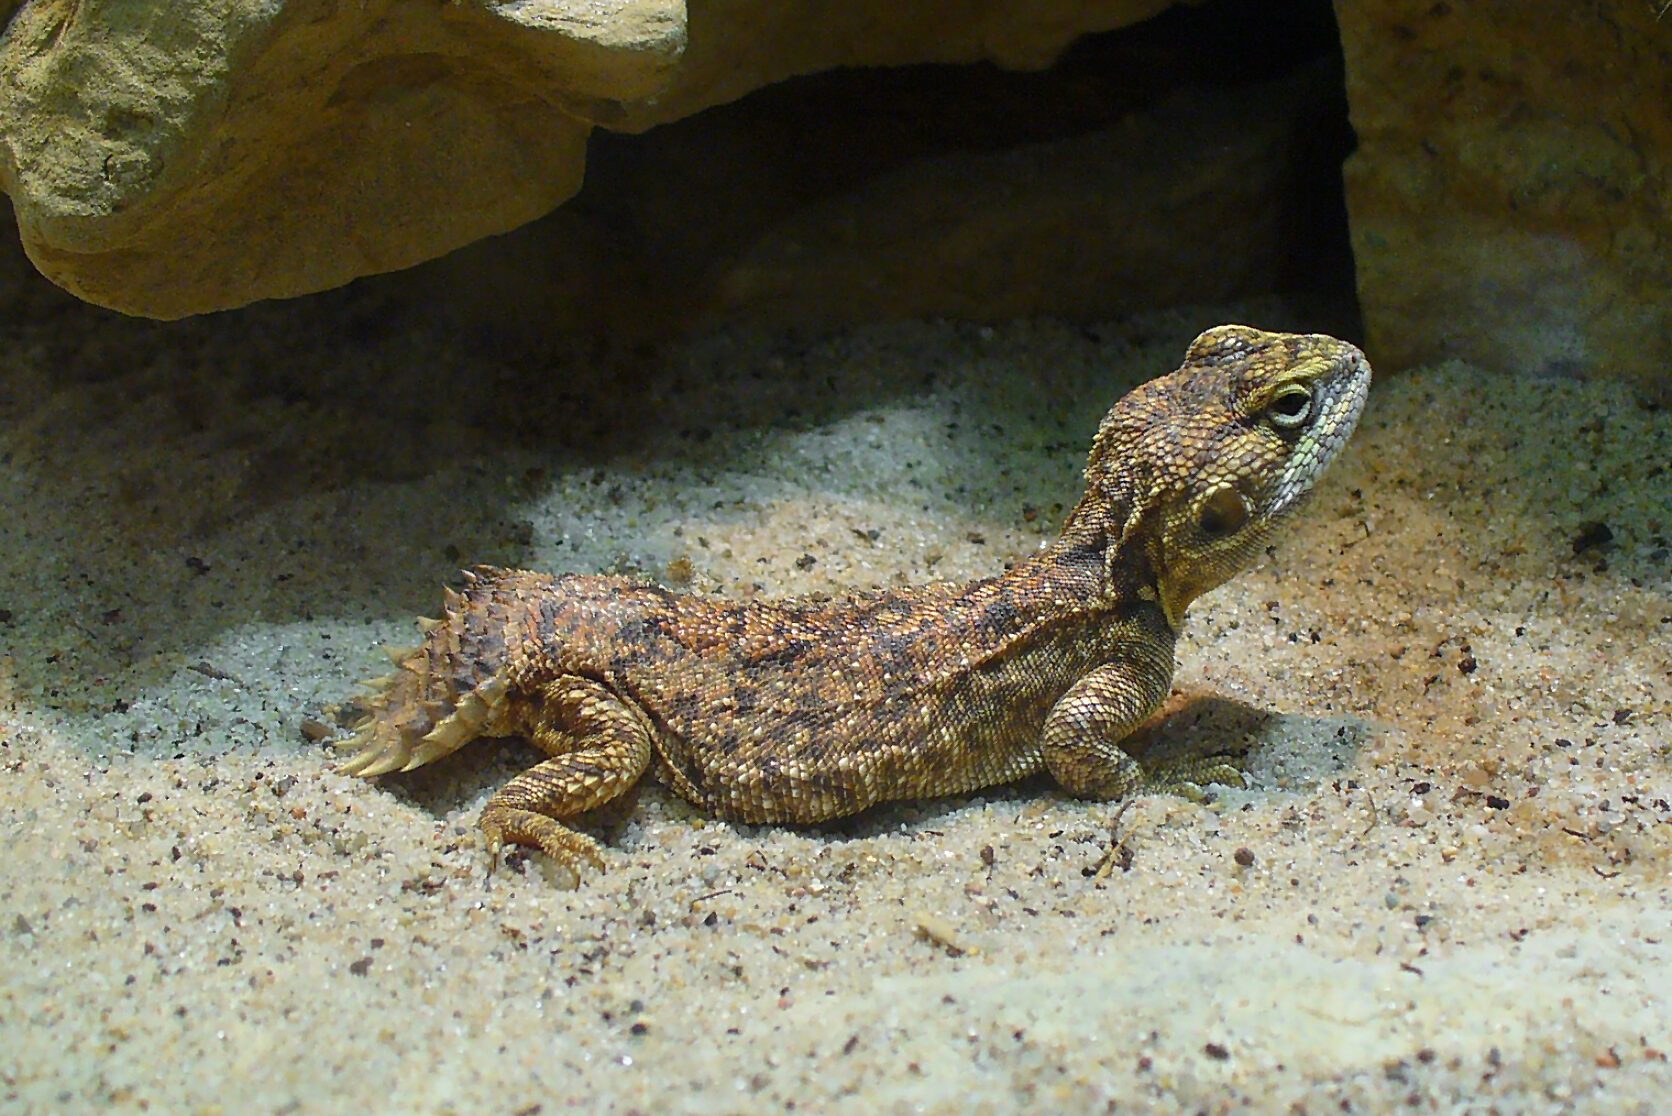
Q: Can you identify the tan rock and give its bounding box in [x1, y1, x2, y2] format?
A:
[0, 0, 1167, 318]
[1338, 0, 1671, 394]
[0, 1, 652, 315]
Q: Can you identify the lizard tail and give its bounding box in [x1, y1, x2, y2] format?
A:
[336, 567, 531, 778]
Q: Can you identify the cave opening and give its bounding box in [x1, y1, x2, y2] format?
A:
[430, 0, 1361, 349]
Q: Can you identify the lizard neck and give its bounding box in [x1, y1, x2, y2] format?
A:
[995, 521, 1168, 636]
[1037, 480, 1183, 630]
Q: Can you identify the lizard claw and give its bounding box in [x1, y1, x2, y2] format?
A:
[337, 720, 412, 776]
[481, 806, 604, 888]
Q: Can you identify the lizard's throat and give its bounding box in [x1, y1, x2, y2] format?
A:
[1155, 512, 1291, 632]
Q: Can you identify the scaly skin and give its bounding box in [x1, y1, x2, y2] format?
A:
[334, 325, 1371, 879]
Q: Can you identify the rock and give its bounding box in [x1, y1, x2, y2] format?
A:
[0, 0, 1169, 318]
[0, 1, 616, 316]
[1338, 1, 1672, 394]
[8, 0, 1662, 401]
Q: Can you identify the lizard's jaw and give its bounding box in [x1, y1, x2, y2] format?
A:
[1156, 527, 1267, 631]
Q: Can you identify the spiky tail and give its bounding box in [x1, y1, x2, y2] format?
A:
[336, 567, 544, 778]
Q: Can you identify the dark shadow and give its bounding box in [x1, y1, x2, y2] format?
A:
[1130, 692, 1279, 766]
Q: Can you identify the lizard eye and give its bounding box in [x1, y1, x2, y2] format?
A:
[1197, 486, 1250, 540]
[1268, 385, 1313, 428]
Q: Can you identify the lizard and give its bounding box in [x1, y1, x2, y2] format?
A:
[333, 324, 1371, 880]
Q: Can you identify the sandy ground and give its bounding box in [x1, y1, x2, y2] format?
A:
[1, 255, 1668, 1114]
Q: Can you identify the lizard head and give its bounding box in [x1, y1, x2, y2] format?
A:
[1077, 324, 1371, 630]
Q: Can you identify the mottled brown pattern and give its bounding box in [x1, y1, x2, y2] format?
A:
[334, 326, 1371, 879]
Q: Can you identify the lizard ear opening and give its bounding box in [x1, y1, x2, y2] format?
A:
[1196, 486, 1250, 540]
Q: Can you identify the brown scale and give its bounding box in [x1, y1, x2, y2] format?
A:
[335, 325, 1372, 881]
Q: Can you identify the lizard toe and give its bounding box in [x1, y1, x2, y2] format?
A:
[482, 806, 607, 885]
[1142, 753, 1248, 800]
[337, 722, 413, 777]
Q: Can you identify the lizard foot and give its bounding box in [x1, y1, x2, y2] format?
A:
[482, 805, 607, 885]
[1142, 753, 1247, 803]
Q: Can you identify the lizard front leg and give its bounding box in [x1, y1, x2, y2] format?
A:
[1042, 655, 1244, 802]
[481, 677, 654, 879]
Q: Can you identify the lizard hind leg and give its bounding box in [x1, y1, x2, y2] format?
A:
[479, 677, 655, 880]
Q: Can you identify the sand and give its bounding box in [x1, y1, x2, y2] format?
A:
[0, 271, 1668, 1113]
